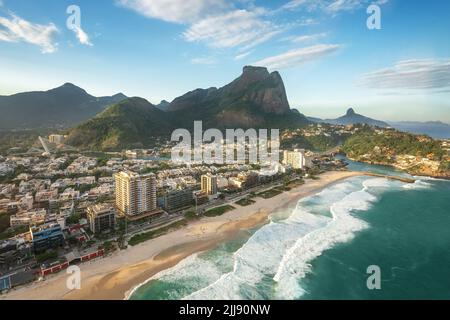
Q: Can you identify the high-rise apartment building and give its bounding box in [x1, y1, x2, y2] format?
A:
[114, 171, 157, 216]
[282, 149, 307, 169]
[87, 204, 116, 234]
[201, 174, 218, 195]
[162, 188, 193, 213]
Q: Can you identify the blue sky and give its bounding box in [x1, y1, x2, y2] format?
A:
[0, 0, 449, 122]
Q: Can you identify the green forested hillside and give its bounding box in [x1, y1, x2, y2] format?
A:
[0, 83, 126, 130]
[342, 130, 445, 161]
[65, 98, 173, 151]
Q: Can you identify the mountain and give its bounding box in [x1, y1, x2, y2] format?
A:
[65, 97, 172, 150]
[310, 108, 389, 127]
[156, 100, 170, 111]
[167, 66, 307, 129]
[0, 83, 127, 130]
[308, 111, 449, 139]
[306, 116, 325, 123]
[388, 121, 450, 139]
[66, 66, 309, 150]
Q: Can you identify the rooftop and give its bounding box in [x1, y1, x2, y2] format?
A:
[87, 203, 115, 215]
[115, 170, 155, 179]
[30, 223, 62, 234]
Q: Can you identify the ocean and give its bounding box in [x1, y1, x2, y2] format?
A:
[129, 159, 450, 300]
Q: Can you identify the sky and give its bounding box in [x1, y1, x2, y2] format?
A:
[0, 0, 449, 122]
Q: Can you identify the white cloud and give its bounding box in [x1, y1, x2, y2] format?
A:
[183, 9, 283, 50]
[234, 51, 252, 60]
[326, 0, 364, 13]
[359, 59, 450, 91]
[190, 57, 216, 65]
[283, 0, 388, 14]
[71, 25, 92, 46]
[297, 18, 319, 26]
[290, 32, 327, 43]
[282, 0, 326, 11]
[252, 44, 341, 70]
[117, 0, 228, 23]
[0, 13, 59, 53]
[117, 1, 289, 53]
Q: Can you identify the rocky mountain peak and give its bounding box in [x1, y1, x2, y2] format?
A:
[167, 66, 292, 116]
[242, 66, 270, 80]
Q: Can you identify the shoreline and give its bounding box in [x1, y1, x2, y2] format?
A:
[1, 170, 362, 300]
[346, 156, 450, 180]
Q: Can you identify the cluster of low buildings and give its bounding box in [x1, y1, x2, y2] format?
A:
[394, 155, 441, 172]
[0, 145, 319, 292]
[282, 123, 362, 140]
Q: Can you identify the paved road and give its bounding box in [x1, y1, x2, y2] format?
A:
[195, 175, 298, 214]
[111, 174, 300, 239]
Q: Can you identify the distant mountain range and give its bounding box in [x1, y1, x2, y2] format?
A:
[0, 83, 127, 130]
[308, 108, 389, 127]
[2, 68, 449, 150]
[65, 66, 309, 150]
[307, 108, 450, 139]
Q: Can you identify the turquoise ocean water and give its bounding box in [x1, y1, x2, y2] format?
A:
[130, 159, 450, 300]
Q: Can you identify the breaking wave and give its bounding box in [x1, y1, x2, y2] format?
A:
[402, 179, 432, 190]
[130, 176, 419, 300]
[184, 177, 388, 300]
[273, 185, 378, 299]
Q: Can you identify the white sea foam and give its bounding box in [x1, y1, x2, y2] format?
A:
[184, 178, 369, 300]
[362, 177, 392, 189]
[402, 179, 432, 189]
[126, 251, 229, 300]
[412, 176, 448, 182]
[184, 209, 331, 299]
[152, 253, 224, 282]
[130, 176, 410, 300]
[273, 186, 377, 299]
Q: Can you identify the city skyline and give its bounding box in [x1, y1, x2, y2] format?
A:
[0, 0, 449, 122]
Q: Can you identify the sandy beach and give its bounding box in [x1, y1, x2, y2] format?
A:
[1, 170, 362, 300]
